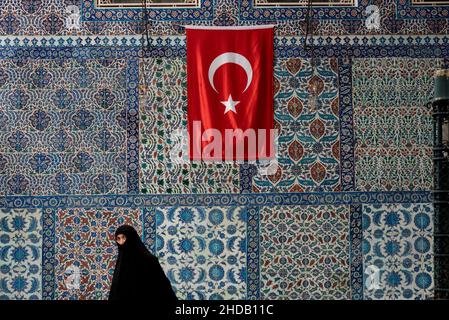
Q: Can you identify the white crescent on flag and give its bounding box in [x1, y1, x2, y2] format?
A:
[208, 52, 253, 93]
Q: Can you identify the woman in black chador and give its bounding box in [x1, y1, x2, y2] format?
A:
[109, 225, 177, 302]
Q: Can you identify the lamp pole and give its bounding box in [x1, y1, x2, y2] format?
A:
[433, 69, 449, 300]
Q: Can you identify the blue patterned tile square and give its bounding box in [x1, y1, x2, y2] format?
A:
[81, 0, 213, 22]
[397, 0, 449, 19]
[0, 208, 42, 300]
[0, 59, 138, 195]
[362, 203, 434, 300]
[150, 206, 248, 300]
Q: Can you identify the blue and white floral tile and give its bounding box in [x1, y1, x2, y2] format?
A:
[362, 203, 434, 300]
[0, 208, 42, 300]
[0, 59, 134, 196]
[151, 206, 247, 300]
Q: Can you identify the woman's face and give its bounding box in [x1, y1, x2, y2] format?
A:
[116, 233, 127, 246]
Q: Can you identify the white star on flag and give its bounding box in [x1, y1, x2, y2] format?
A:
[220, 94, 240, 114]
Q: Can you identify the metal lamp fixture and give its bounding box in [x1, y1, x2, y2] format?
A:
[435, 69, 449, 102]
[433, 67, 449, 300]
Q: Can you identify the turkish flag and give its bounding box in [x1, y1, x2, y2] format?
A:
[186, 26, 275, 161]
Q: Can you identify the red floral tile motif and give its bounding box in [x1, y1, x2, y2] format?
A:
[253, 58, 341, 193]
[260, 205, 350, 300]
[54, 208, 142, 300]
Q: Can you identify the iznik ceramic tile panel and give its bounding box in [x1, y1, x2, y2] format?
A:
[242, 0, 361, 21]
[0, 0, 446, 302]
[139, 58, 240, 194]
[253, 58, 341, 193]
[398, 0, 449, 19]
[260, 205, 351, 299]
[362, 203, 434, 300]
[253, 0, 356, 6]
[152, 206, 247, 300]
[83, 0, 212, 22]
[0, 59, 136, 195]
[96, 0, 200, 8]
[0, 1, 447, 37]
[0, 208, 42, 300]
[353, 58, 441, 192]
[53, 208, 142, 300]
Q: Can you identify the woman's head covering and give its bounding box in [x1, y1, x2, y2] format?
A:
[114, 225, 145, 251]
[109, 225, 177, 303]
[115, 224, 139, 240]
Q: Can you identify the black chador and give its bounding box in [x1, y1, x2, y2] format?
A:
[109, 225, 177, 302]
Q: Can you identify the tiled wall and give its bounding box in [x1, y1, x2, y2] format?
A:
[0, 0, 447, 300]
[362, 203, 434, 299]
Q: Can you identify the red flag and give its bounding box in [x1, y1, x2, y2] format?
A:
[186, 26, 275, 161]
